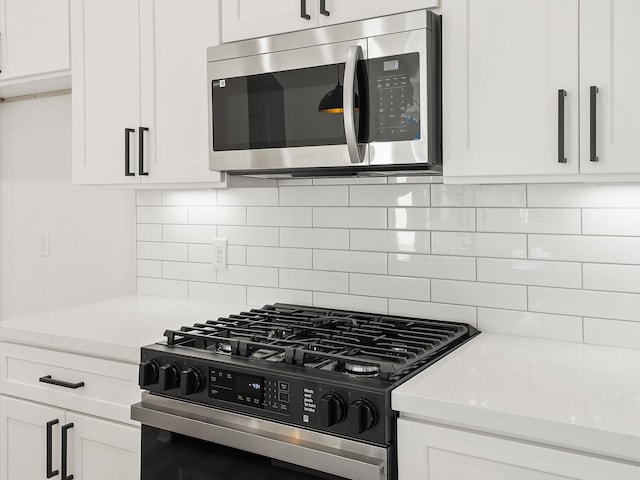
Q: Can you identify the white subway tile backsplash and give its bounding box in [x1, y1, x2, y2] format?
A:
[477, 258, 581, 288]
[137, 224, 162, 242]
[529, 286, 640, 322]
[138, 181, 640, 349]
[137, 260, 162, 278]
[138, 277, 187, 298]
[313, 207, 386, 229]
[432, 280, 527, 310]
[432, 232, 527, 258]
[280, 186, 348, 206]
[529, 235, 640, 264]
[313, 292, 388, 314]
[280, 269, 348, 294]
[137, 242, 187, 261]
[217, 265, 278, 287]
[388, 299, 477, 325]
[583, 264, 640, 293]
[247, 207, 312, 227]
[162, 190, 216, 206]
[136, 190, 162, 206]
[313, 250, 387, 274]
[432, 184, 526, 207]
[477, 209, 581, 234]
[478, 308, 583, 342]
[582, 209, 640, 236]
[247, 287, 312, 306]
[388, 254, 475, 281]
[350, 185, 430, 207]
[528, 184, 640, 208]
[584, 318, 640, 350]
[350, 274, 430, 302]
[163, 225, 216, 244]
[163, 261, 217, 283]
[280, 228, 349, 250]
[217, 187, 278, 206]
[247, 246, 312, 269]
[350, 230, 430, 254]
[389, 208, 475, 231]
[138, 206, 187, 224]
[188, 281, 246, 304]
[189, 206, 246, 225]
[218, 226, 278, 246]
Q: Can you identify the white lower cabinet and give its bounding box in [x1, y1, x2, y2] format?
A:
[397, 418, 639, 480]
[0, 342, 141, 479]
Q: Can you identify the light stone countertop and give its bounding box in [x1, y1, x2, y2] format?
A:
[392, 332, 640, 463]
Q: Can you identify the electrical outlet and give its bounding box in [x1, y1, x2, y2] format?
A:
[38, 230, 49, 256]
[212, 238, 227, 269]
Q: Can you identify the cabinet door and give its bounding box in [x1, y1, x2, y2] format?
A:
[71, 0, 141, 185]
[0, 396, 66, 480]
[0, 0, 70, 80]
[443, 0, 580, 179]
[580, 0, 640, 174]
[66, 412, 140, 480]
[397, 418, 639, 480]
[221, 0, 318, 43]
[139, 0, 223, 184]
[317, 0, 438, 26]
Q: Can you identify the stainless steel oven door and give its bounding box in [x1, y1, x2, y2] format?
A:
[207, 39, 369, 173]
[132, 393, 388, 480]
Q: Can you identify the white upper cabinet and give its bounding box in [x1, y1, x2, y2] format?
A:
[72, 0, 224, 186]
[0, 0, 70, 96]
[221, 0, 438, 43]
[221, 0, 319, 43]
[445, 0, 640, 183]
[72, 0, 141, 185]
[580, 0, 640, 174]
[139, 0, 223, 184]
[316, 0, 437, 27]
[443, 0, 580, 179]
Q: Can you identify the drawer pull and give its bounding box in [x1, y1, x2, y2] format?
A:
[39, 375, 85, 390]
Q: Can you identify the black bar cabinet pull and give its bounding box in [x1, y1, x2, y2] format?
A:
[124, 128, 136, 176]
[61, 423, 74, 480]
[590, 85, 599, 162]
[557, 89, 567, 163]
[320, 0, 330, 16]
[39, 375, 85, 390]
[300, 0, 311, 19]
[46, 419, 59, 478]
[139, 126, 149, 176]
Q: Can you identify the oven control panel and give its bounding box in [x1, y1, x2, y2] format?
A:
[139, 349, 390, 444]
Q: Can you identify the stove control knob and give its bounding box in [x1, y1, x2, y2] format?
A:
[348, 399, 377, 434]
[180, 367, 203, 396]
[138, 360, 159, 387]
[319, 393, 346, 427]
[159, 363, 180, 391]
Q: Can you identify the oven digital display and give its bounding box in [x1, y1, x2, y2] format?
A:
[235, 374, 263, 396]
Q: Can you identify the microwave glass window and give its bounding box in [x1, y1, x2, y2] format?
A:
[141, 426, 348, 480]
[368, 52, 421, 143]
[211, 63, 364, 151]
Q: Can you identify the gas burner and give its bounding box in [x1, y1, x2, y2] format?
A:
[344, 361, 381, 377]
[215, 342, 231, 354]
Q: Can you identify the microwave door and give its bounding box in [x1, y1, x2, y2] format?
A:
[208, 40, 369, 173]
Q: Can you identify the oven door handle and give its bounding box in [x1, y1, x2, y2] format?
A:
[344, 45, 366, 165]
[132, 401, 386, 480]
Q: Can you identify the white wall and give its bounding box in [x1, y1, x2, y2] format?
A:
[136, 179, 640, 350]
[0, 94, 136, 319]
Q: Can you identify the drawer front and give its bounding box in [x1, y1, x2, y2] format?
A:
[0, 342, 140, 425]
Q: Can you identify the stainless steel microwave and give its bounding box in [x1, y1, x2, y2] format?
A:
[207, 10, 441, 178]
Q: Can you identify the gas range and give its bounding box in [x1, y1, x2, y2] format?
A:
[136, 303, 478, 447]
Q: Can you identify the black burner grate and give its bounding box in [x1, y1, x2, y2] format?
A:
[163, 304, 474, 382]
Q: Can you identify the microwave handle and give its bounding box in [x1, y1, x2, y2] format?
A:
[344, 45, 365, 164]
